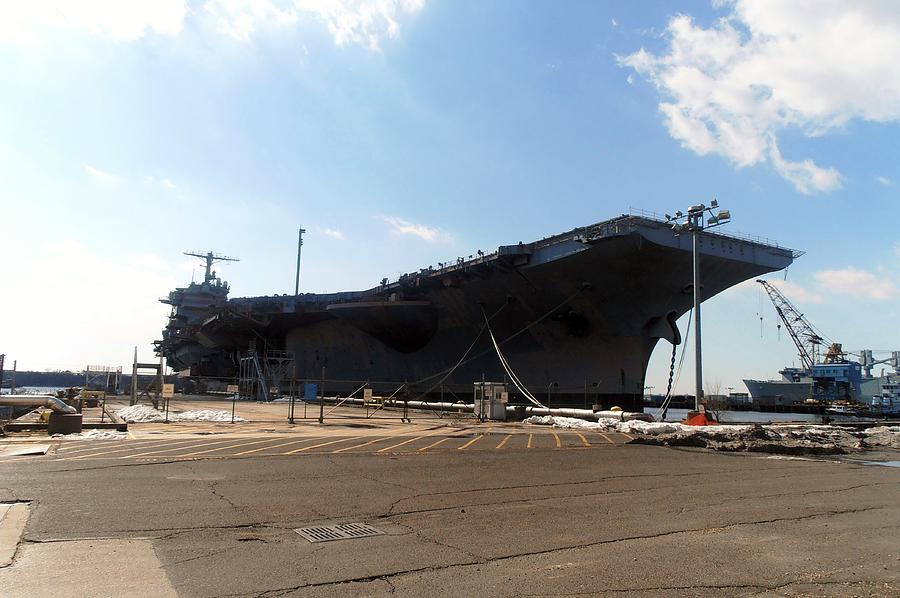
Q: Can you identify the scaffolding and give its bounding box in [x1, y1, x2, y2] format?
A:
[130, 349, 165, 408]
[238, 350, 295, 402]
[84, 365, 122, 394]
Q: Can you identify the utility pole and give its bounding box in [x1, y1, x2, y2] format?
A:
[295, 226, 307, 296]
[665, 200, 732, 412]
[10, 360, 15, 394]
[692, 226, 702, 410]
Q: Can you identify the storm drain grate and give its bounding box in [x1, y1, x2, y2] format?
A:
[294, 523, 385, 543]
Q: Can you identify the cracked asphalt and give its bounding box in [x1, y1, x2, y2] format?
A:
[2, 439, 899, 596]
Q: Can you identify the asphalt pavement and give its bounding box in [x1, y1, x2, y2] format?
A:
[1, 409, 899, 597]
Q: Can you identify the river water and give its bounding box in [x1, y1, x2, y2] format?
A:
[657, 407, 875, 424]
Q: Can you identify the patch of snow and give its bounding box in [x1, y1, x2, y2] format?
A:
[116, 406, 244, 423]
[863, 425, 900, 435]
[523, 414, 897, 454]
[523, 415, 749, 437]
[53, 429, 128, 440]
[117, 405, 166, 423]
[174, 409, 243, 422]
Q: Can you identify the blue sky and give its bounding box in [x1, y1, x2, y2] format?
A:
[1, 1, 898, 395]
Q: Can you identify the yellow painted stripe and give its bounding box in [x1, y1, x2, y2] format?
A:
[57, 437, 167, 456]
[377, 434, 434, 453]
[283, 436, 364, 455]
[59, 438, 202, 460]
[576, 433, 591, 447]
[496, 434, 513, 449]
[619, 432, 633, 441]
[332, 437, 389, 453]
[171, 438, 276, 457]
[527, 434, 533, 449]
[597, 432, 615, 445]
[122, 438, 239, 459]
[552, 432, 561, 448]
[458, 435, 483, 451]
[233, 437, 321, 456]
[418, 437, 449, 452]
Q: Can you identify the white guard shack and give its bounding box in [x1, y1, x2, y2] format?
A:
[474, 382, 508, 421]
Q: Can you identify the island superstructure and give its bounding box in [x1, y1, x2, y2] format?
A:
[156, 212, 799, 410]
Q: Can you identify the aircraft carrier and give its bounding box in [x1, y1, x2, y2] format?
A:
[155, 212, 799, 410]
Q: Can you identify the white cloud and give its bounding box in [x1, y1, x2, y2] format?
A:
[298, 0, 424, 51]
[619, 1, 900, 194]
[0, 0, 423, 51]
[769, 141, 841, 195]
[144, 175, 177, 190]
[203, 0, 297, 42]
[769, 279, 824, 305]
[814, 267, 897, 301]
[85, 164, 116, 182]
[877, 175, 892, 186]
[381, 216, 442, 242]
[319, 226, 346, 240]
[0, 0, 186, 43]
[204, 0, 425, 50]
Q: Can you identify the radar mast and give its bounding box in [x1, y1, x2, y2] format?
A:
[184, 251, 239, 284]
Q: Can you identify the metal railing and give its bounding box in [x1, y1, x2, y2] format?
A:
[628, 206, 804, 257]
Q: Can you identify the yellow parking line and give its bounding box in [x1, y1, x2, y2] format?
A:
[576, 433, 591, 447]
[496, 434, 513, 449]
[377, 434, 434, 453]
[527, 434, 533, 449]
[58, 438, 200, 461]
[123, 438, 238, 459]
[552, 432, 561, 448]
[57, 437, 166, 455]
[418, 437, 449, 452]
[233, 437, 321, 456]
[332, 437, 389, 453]
[619, 432, 633, 441]
[173, 438, 276, 458]
[57, 437, 171, 455]
[597, 432, 615, 445]
[458, 435, 483, 451]
[283, 436, 364, 455]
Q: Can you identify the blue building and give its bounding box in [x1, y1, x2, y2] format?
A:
[812, 362, 862, 403]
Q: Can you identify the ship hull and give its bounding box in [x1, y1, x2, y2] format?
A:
[159, 214, 798, 411]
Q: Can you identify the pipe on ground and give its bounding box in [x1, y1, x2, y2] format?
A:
[309, 396, 653, 422]
[0, 395, 77, 414]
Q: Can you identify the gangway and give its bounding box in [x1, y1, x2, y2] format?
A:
[238, 350, 295, 402]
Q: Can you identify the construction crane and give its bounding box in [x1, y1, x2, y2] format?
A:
[756, 279, 827, 373]
[184, 251, 239, 284]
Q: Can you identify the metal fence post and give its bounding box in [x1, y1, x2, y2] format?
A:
[318, 367, 325, 424]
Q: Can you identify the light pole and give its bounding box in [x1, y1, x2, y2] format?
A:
[665, 200, 731, 412]
[295, 226, 307, 296]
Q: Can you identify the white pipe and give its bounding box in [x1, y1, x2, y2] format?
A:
[0, 395, 77, 414]
[308, 396, 653, 421]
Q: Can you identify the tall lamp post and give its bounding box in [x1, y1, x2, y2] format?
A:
[665, 200, 731, 412]
[294, 226, 307, 296]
